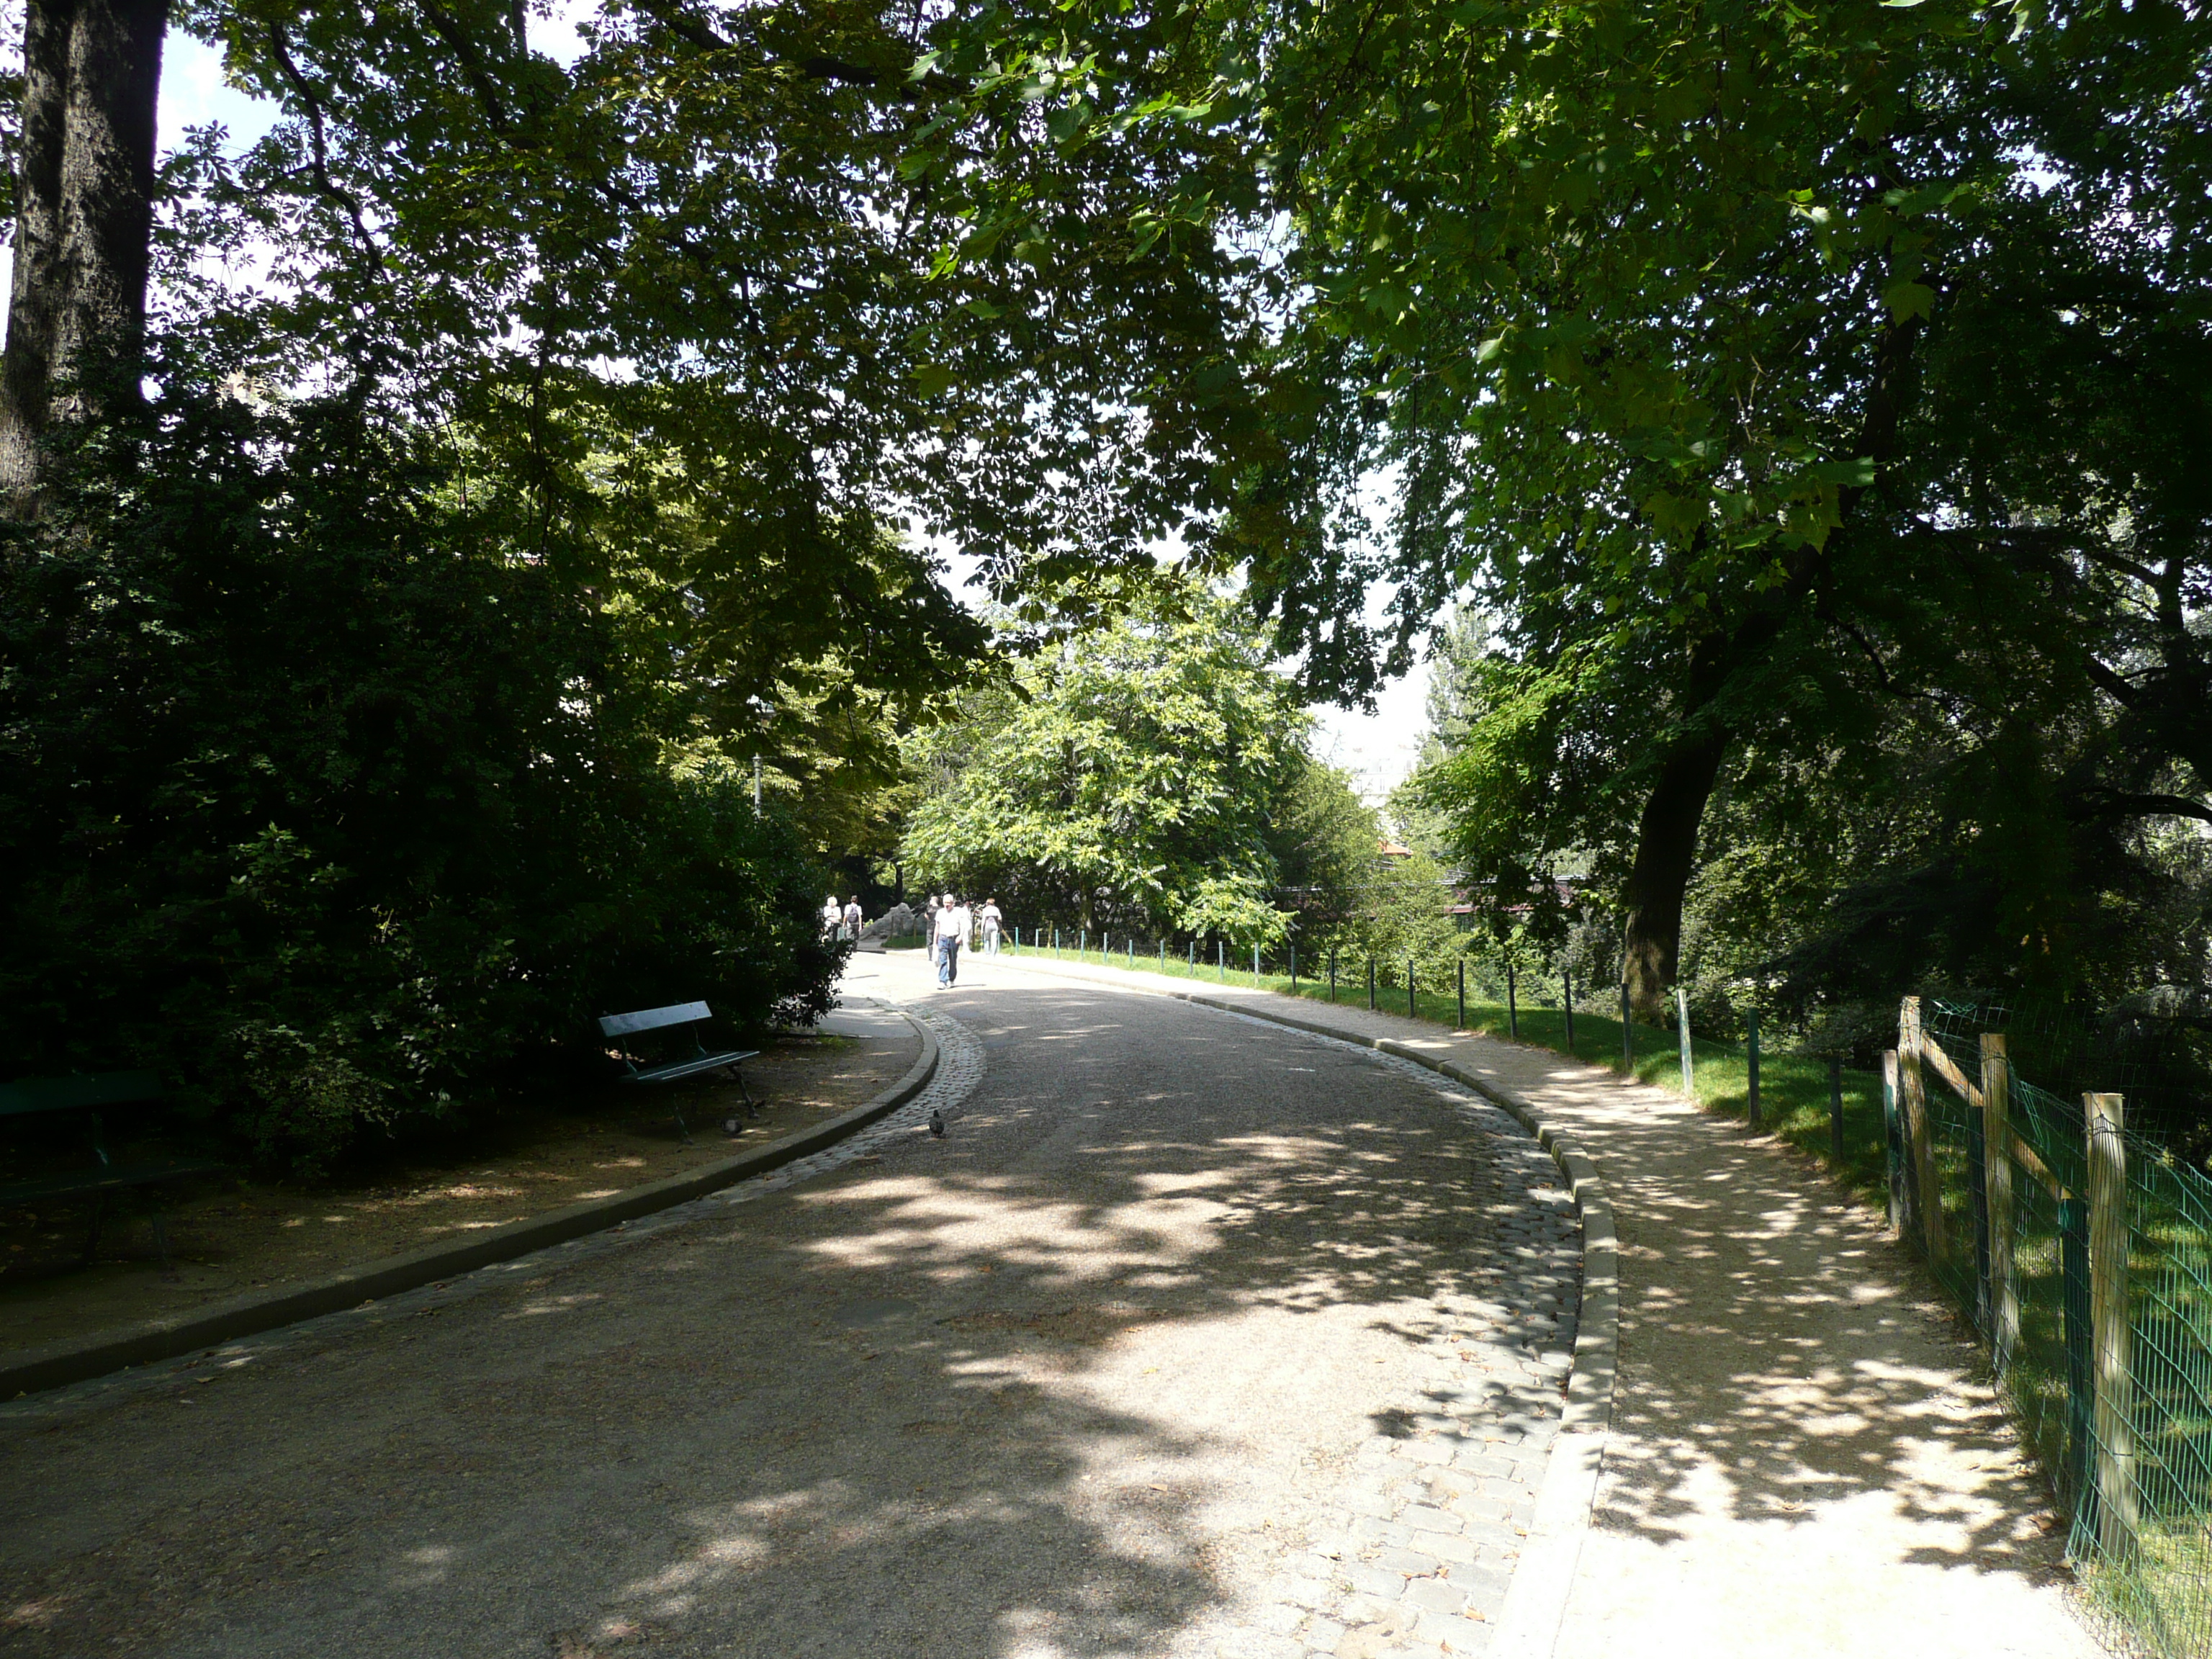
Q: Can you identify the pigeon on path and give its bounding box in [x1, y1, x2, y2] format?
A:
[929, 1109, 946, 1138]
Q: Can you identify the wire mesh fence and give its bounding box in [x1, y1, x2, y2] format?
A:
[1920, 997, 2212, 1656]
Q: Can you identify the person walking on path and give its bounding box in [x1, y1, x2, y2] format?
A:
[820, 894, 843, 940]
[842, 896, 863, 941]
[920, 896, 942, 968]
[980, 898, 1003, 955]
[934, 893, 971, 987]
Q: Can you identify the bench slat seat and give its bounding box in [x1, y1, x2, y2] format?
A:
[624, 1049, 759, 1088]
[1, 1158, 227, 1207]
[0, 1071, 223, 1267]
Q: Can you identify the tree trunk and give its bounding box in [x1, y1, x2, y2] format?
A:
[1620, 721, 1730, 1021]
[0, 0, 168, 507]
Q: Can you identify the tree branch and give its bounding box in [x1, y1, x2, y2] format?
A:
[418, 1, 513, 132]
[267, 24, 385, 274]
[2071, 786, 2212, 827]
[2085, 656, 2143, 709]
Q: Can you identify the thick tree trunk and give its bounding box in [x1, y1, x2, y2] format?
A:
[1620, 722, 1730, 1022]
[0, 0, 168, 506]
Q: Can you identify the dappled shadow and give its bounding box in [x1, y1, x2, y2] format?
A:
[1426, 1034, 2080, 1601]
[0, 975, 1578, 1659]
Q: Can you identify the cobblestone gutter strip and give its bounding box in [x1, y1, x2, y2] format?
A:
[0, 1004, 939, 1401]
[1006, 957, 1619, 1659]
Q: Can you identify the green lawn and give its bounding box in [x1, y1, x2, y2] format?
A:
[1006, 938, 1892, 1206]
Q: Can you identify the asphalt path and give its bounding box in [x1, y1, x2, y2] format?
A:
[1, 954, 1578, 1659]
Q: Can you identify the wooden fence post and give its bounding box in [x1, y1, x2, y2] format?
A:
[1676, 986, 1694, 1097]
[1898, 997, 1943, 1260]
[2085, 1090, 2138, 1560]
[1981, 1034, 2018, 1375]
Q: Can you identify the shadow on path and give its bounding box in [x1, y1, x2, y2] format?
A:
[0, 978, 1576, 1659]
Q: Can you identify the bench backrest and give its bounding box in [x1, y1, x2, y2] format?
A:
[0, 1071, 164, 1119]
[598, 1002, 712, 1040]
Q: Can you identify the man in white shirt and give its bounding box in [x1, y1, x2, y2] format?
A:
[934, 893, 972, 986]
[821, 894, 843, 939]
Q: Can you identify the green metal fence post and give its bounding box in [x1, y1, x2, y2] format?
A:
[1676, 986, 1694, 1097]
[1368, 959, 1376, 1012]
[1408, 961, 1416, 1019]
[1457, 959, 1465, 1030]
[1290, 945, 1297, 989]
[1328, 950, 1336, 1004]
[1563, 967, 1575, 1051]
[1621, 979, 1632, 1073]
[1254, 943, 1261, 983]
[1881, 1050, 1905, 1238]
[2061, 1192, 2094, 1517]
[1746, 1009, 1762, 1130]
[1829, 1056, 1845, 1166]
[1217, 940, 1225, 983]
[1506, 958, 1517, 1039]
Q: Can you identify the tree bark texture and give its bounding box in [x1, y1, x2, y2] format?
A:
[0, 0, 168, 505]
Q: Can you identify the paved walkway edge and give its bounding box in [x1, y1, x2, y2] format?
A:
[1, 1003, 940, 1401]
[995, 957, 1619, 1658]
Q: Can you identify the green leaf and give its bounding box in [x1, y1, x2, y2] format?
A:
[1882, 279, 1937, 320]
[909, 362, 960, 398]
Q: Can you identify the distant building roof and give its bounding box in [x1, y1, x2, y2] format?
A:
[1378, 840, 1412, 860]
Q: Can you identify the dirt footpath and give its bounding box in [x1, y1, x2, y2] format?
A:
[1, 1015, 918, 1361]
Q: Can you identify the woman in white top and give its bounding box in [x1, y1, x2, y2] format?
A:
[979, 899, 1003, 954]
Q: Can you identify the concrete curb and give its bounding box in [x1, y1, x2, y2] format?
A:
[1, 1006, 940, 1401]
[996, 955, 1617, 1657]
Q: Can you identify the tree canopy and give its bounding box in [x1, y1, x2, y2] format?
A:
[935, 0, 2212, 1020]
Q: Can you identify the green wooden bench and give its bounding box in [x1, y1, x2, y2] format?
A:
[0, 1071, 227, 1267]
[598, 1002, 758, 1143]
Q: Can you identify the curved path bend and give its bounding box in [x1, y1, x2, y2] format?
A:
[1, 952, 1581, 1659]
[1012, 956, 2107, 1659]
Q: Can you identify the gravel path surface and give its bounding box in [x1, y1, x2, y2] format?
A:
[0, 956, 1578, 1659]
[1006, 958, 2108, 1659]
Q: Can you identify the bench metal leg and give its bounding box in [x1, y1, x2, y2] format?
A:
[730, 1065, 759, 1117]
[673, 1100, 693, 1146]
[151, 1213, 180, 1280]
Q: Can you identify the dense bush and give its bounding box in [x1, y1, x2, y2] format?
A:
[0, 401, 841, 1174]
